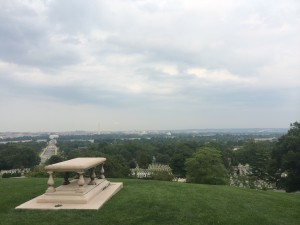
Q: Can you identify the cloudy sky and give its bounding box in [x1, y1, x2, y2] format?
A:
[0, 0, 299, 132]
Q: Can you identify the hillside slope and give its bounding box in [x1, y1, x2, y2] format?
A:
[0, 178, 299, 225]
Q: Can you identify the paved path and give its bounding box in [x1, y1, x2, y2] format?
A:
[40, 140, 58, 164]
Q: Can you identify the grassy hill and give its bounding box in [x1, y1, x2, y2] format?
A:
[0, 178, 299, 225]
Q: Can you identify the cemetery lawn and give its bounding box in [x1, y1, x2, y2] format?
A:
[0, 178, 299, 225]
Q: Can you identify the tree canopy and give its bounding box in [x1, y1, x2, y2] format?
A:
[185, 147, 228, 185]
[271, 122, 300, 192]
[234, 140, 273, 180]
[0, 144, 40, 170]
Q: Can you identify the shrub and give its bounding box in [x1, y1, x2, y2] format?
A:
[152, 171, 174, 181]
[2, 173, 11, 178]
[11, 172, 21, 177]
[185, 147, 228, 185]
[27, 165, 48, 178]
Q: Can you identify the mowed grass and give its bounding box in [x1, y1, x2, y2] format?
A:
[0, 178, 299, 225]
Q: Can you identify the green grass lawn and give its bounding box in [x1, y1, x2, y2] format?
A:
[0, 178, 299, 225]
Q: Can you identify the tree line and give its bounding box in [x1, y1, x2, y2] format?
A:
[0, 122, 299, 192]
[0, 143, 41, 170]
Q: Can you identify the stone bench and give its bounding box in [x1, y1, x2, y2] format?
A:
[16, 157, 123, 210]
[45, 157, 106, 193]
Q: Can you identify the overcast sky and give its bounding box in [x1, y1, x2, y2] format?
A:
[0, 0, 299, 132]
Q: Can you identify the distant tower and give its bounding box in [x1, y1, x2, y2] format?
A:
[152, 156, 156, 164]
[97, 122, 101, 135]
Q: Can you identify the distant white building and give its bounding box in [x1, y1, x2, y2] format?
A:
[131, 163, 172, 179]
[49, 134, 59, 139]
[230, 163, 274, 190]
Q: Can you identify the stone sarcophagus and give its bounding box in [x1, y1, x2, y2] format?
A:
[16, 157, 123, 210]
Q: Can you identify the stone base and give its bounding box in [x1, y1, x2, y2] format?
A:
[37, 178, 111, 204]
[15, 180, 123, 210]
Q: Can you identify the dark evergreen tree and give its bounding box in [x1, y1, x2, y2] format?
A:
[271, 122, 300, 192]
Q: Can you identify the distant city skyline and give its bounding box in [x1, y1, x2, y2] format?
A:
[0, 0, 299, 132]
[0, 127, 289, 141]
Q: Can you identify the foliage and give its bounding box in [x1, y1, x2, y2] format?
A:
[0, 144, 40, 170]
[16, 141, 47, 153]
[26, 165, 48, 178]
[1, 178, 300, 225]
[58, 141, 93, 159]
[169, 145, 194, 177]
[271, 121, 300, 192]
[31, 130, 286, 185]
[169, 153, 189, 177]
[136, 151, 152, 169]
[234, 141, 273, 180]
[104, 155, 130, 178]
[57, 138, 205, 178]
[1, 171, 22, 178]
[45, 155, 64, 165]
[128, 159, 137, 169]
[185, 147, 228, 185]
[230, 170, 275, 190]
[2, 173, 11, 178]
[151, 170, 174, 181]
[204, 141, 234, 169]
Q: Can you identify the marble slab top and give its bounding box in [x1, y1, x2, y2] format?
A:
[45, 157, 106, 172]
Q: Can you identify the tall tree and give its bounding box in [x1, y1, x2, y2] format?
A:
[271, 122, 300, 192]
[104, 155, 130, 178]
[136, 151, 152, 169]
[235, 141, 273, 180]
[185, 147, 228, 185]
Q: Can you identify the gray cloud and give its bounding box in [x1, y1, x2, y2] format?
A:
[0, 0, 299, 131]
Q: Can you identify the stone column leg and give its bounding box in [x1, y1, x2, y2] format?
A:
[77, 171, 85, 192]
[89, 168, 96, 185]
[63, 172, 70, 185]
[46, 171, 55, 193]
[100, 163, 105, 179]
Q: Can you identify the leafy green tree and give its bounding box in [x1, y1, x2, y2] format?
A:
[204, 141, 234, 169]
[235, 141, 273, 180]
[271, 122, 300, 192]
[155, 153, 170, 164]
[152, 171, 174, 181]
[170, 153, 189, 177]
[0, 144, 40, 169]
[170, 145, 194, 177]
[128, 159, 137, 169]
[104, 155, 130, 178]
[185, 147, 228, 185]
[46, 155, 64, 165]
[136, 151, 152, 169]
[27, 165, 48, 177]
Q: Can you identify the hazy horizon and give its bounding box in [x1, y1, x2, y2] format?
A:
[0, 127, 289, 134]
[0, 1, 299, 132]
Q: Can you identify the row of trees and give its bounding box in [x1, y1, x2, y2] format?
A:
[51, 122, 299, 192]
[0, 144, 40, 170]
[197, 122, 300, 192]
[1, 122, 298, 192]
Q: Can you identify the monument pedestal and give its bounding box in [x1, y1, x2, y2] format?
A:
[15, 158, 123, 210]
[37, 178, 111, 204]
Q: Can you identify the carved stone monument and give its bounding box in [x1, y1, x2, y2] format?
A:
[16, 157, 123, 210]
